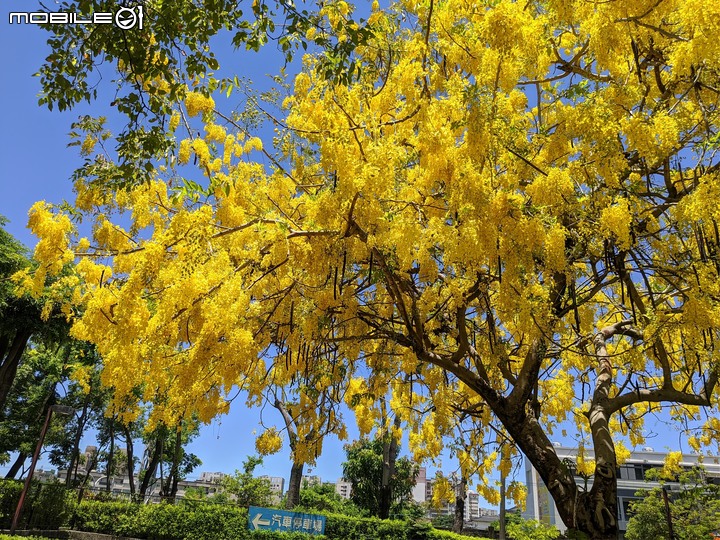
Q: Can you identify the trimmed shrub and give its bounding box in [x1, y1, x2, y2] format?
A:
[0, 479, 75, 530]
[0, 480, 22, 528]
[0, 534, 57, 540]
[68, 499, 485, 540]
[323, 513, 407, 540]
[26, 482, 76, 530]
[71, 500, 140, 535]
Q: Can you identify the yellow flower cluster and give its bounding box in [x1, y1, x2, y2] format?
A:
[184, 91, 215, 117]
[255, 428, 284, 455]
[204, 123, 226, 143]
[178, 139, 192, 164]
[430, 476, 455, 508]
[661, 451, 684, 480]
[599, 199, 633, 250]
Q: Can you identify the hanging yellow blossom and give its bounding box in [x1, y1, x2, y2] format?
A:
[255, 428, 284, 455]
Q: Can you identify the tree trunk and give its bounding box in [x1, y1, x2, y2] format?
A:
[454, 334, 620, 540]
[453, 475, 467, 533]
[66, 401, 89, 486]
[124, 423, 136, 496]
[499, 399, 618, 540]
[286, 461, 304, 509]
[499, 469, 506, 540]
[273, 399, 307, 510]
[167, 425, 183, 502]
[4, 452, 27, 479]
[139, 436, 162, 498]
[0, 329, 31, 412]
[106, 422, 115, 492]
[379, 414, 402, 520]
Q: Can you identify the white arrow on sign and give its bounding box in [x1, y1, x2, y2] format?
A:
[251, 513, 272, 530]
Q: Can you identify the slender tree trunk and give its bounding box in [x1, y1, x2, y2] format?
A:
[499, 469, 506, 540]
[106, 422, 115, 492]
[167, 425, 183, 502]
[273, 399, 308, 510]
[76, 451, 98, 504]
[0, 330, 31, 412]
[286, 461, 304, 509]
[66, 401, 89, 486]
[453, 475, 467, 533]
[378, 414, 402, 519]
[139, 436, 162, 499]
[124, 423, 136, 496]
[4, 452, 28, 479]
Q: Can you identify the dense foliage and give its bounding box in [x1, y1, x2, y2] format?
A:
[25, 0, 720, 538]
[294, 482, 359, 515]
[341, 437, 418, 518]
[0, 480, 75, 530]
[220, 456, 275, 508]
[1, 494, 483, 540]
[624, 468, 720, 540]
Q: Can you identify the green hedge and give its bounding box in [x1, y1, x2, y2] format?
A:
[0, 480, 22, 528]
[70, 501, 486, 540]
[323, 513, 407, 540]
[1, 483, 486, 540]
[0, 479, 75, 530]
[72, 501, 326, 540]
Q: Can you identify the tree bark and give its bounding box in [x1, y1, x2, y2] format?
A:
[286, 461, 304, 509]
[4, 452, 28, 479]
[499, 470, 506, 540]
[0, 329, 31, 412]
[453, 475, 467, 534]
[106, 422, 115, 492]
[273, 399, 308, 510]
[139, 436, 162, 498]
[124, 423, 136, 496]
[66, 401, 89, 486]
[167, 425, 183, 502]
[379, 415, 401, 520]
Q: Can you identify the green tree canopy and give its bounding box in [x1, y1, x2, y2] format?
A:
[221, 456, 275, 508]
[295, 481, 359, 515]
[625, 468, 720, 540]
[341, 436, 418, 518]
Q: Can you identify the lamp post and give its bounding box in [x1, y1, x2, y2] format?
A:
[10, 404, 75, 535]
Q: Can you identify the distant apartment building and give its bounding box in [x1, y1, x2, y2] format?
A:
[523, 445, 720, 536]
[260, 475, 286, 504]
[302, 474, 322, 486]
[335, 478, 352, 499]
[420, 468, 499, 530]
[412, 467, 427, 503]
[198, 471, 226, 483]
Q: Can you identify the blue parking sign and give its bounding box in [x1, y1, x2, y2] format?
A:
[248, 506, 326, 535]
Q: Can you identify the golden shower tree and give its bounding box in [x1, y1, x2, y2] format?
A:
[23, 0, 720, 537]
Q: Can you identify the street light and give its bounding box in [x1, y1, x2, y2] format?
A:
[10, 404, 75, 535]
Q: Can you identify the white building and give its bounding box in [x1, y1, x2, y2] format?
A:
[259, 475, 285, 504]
[302, 474, 322, 486]
[335, 478, 352, 499]
[412, 467, 427, 503]
[198, 471, 226, 483]
[523, 445, 720, 535]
